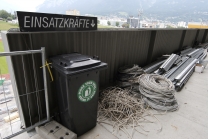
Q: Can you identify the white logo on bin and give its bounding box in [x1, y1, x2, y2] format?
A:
[77, 81, 97, 102]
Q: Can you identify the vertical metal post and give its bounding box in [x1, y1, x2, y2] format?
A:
[41, 47, 50, 121]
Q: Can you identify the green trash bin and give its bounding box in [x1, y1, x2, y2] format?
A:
[50, 53, 107, 136]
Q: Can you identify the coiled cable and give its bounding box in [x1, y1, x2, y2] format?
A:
[117, 64, 144, 89]
[138, 74, 179, 112]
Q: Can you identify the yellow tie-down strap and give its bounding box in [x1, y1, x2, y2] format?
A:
[40, 60, 53, 81]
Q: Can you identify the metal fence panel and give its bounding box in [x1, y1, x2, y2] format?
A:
[0, 48, 49, 139]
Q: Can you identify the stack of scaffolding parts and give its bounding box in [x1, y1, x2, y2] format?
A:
[143, 59, 166, 74]
[143, 44, 208, 91]
[154, 54, 179, 75]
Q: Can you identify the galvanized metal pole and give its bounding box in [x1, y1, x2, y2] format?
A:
[41, 47, 50, 121]
[0, 50, 42, 57]
[175, 59, 198, 81]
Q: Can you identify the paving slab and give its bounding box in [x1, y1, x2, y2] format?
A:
[78, 124, 118, 139]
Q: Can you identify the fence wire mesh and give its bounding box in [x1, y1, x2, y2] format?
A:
[0, 48, 49, 139]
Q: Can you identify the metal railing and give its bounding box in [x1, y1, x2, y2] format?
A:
[0, 47, 49, 139]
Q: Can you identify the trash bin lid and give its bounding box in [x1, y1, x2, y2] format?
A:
[51, 53, 102, 71]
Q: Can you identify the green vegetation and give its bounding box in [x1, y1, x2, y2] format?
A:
[0, 20, 18, 31]
[107, 21, 111, 26]
[116, 22, 119, 27]
[177, 26, 186, 28]
[0, 10, 11, 19]
[166, 25, 174, 28]
[0, 10, 16, 20]
[98, 25, 113, 28]
[7, 17, 12, 21]
[0, 40, 9, 74]
[122, 23, 129, 28]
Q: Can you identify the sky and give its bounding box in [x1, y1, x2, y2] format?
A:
[0, 0, 45, 12]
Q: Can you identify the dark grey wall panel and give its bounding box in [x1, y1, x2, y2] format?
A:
[182, 29, 197, 47]
[29, 31, 151, 86]
[197, 29, 205, 42]
[113, 31, 151, 74]
[28, 31, 151, 85]
[151, 30, 183, 60]
[203, 29, 208, 42]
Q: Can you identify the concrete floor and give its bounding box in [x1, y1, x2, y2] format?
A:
[79, 61, 208, 139]
[10, 57, 208, 139]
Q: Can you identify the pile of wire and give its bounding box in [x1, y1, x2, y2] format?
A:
[138, 74, 179, 112]
[97, 87, 161, 138]
[117, 64, 144, 90]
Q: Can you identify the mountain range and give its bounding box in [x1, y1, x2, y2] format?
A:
[36, 0, 208, 22]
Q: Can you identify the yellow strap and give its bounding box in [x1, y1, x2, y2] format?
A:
[40, 60, 54, 81]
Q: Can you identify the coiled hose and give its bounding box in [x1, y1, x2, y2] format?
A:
[138, 74, 179, 112]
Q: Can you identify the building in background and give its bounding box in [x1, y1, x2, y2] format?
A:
[177, 21, 187, 28]
[98, 16, 127, 27]
[188, 22, 208, 28]
[127, 18, 139, 28]
[8, 19, 18, 24]
[158, 23, 165, 28]
[66, 9, 80, 15]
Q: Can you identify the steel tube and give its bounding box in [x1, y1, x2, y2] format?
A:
[180, 48, 192, 55]
[0, 50, 42, 57]
[41, 47, 50, 121]
[175, 59, 198, 81]
[201, 54, 207, 60]
[176, 64, 195, 85]
[160, 54, 175, 69]
[163, 55, 178, 71]
[166, 57, 188, 78]
[4, 119, 48, 139]
[187, 49, 199, 57]
[144, 60, 165, 73]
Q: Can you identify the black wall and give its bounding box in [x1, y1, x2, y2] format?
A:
[5, 28, 208, 126]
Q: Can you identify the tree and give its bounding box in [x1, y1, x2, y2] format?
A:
[166, 25, 174, 28]
[122, 23, 129, 28]
[11, 14, 15, 19]
[177, 26, 185, 28]
[0, 10, 11, 19]
[116, 22, 119, 27]
[7, 17, 12, 21]
[107, 21, 111, 26]
[97, 20, 100, 24]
